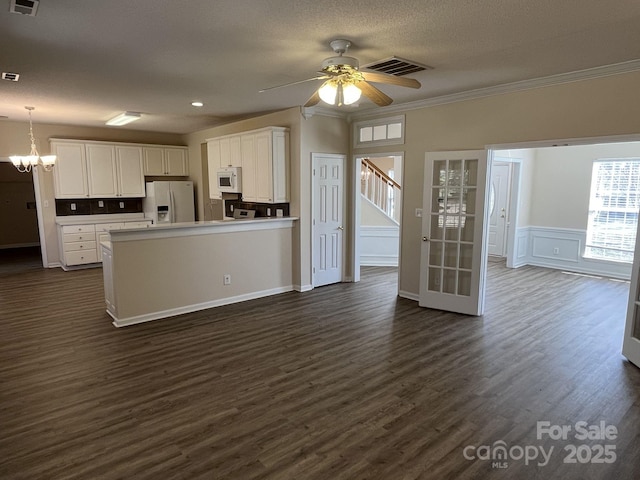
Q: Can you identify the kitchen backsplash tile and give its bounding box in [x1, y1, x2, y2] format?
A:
[56, 198, 143, 216]
[224, 200, 289, 218]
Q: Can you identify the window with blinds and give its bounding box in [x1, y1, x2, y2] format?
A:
[585, 159, 640, 263]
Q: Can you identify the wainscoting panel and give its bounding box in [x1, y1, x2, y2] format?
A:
[521, 226, 631, 280]
[360, 225, 399, 266]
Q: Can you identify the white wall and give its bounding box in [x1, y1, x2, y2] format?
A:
[530, 142, 640, 229]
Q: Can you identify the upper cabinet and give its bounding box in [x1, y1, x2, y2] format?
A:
[143, 147, 189, 176]
[52, 139, 185, 199]
[52, 142, 89, 199]
[206, 126, 289, 203]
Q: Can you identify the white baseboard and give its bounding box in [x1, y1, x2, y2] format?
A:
[294, 284, 314, 292]
[399, 290, 419, 302]
[111, 285, 294, 327]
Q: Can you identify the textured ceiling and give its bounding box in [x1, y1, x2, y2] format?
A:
[1, 0, 640, 134]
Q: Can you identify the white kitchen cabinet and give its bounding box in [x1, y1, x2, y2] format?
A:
[143, 147, 189, 176]
[220, 136, 242, 167]
[85, 143, 145, 198]
[206, 127, 288, 203]
[58, 224, 98, 269]
[242, 127, 289, 203]
[53, 140, 146, 199]
[52, 142, 89, 199]
[115, 146, 145, 196]
[86, 144, 118, 197]
[240, 134, 257, 201]
[207, 136, 242, 199]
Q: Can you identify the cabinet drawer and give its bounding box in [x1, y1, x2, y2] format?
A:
[62, 224, 96, 234]
[63, 232, 95, 243]
[63, 241, 97, 252]
[95, 222, 125, 232]
[65, 249, 98, 265]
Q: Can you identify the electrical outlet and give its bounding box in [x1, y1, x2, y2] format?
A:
[223, 274, 231, 285]
[553, 247, 560, 255]
[71, 203, 76, 211]
[98, 200, 104, 208]
[415, 208, 422, 218]
[119, 202, 125, 208]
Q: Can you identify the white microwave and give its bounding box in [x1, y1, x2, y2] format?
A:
[217, 167, 242, 193]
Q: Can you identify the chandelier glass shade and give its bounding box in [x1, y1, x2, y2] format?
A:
[318, 78, 362, 106]
[10, 107, 56, 173]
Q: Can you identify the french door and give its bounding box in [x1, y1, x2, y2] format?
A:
[419, 150, 489, 315]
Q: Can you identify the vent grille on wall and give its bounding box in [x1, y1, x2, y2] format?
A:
[10, 0, 39, 16]
[362, 56, 432, 76]
[2, 72, 20, 82]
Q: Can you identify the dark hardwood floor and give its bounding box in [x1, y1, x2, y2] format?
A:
[1, 255, 639, 479]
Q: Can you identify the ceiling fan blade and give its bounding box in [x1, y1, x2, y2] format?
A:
[358, 81, 393, 107]
[259, 76, 329, 93]
[304, 90, 321, 107]
[361, 71, 421, 89]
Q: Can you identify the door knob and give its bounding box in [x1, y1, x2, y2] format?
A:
[422, 236, 430, 242]
[337, 226, 344, 231]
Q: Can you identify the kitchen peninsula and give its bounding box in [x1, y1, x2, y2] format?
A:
[101, 217, 296, 327]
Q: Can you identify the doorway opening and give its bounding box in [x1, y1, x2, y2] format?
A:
[0, 162, 42, 273]
[353, 153, 403, 289]
[490, 140, 640, 280]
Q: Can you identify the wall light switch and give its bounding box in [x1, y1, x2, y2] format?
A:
[415, 208, 422, 217]
[43, 200, 49, 208]
[267, 208, 271, 216]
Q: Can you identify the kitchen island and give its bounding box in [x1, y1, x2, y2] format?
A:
[101, 217, 297, 327]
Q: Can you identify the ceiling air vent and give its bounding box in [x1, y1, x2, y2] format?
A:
[9, 0, 39, 16]
[362, 56, 432, 76]
[2, 72, 20, 82]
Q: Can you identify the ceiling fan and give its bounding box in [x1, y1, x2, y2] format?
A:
[260, 39, 422, 108]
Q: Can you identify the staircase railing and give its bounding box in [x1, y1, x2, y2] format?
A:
[361, 158, 401, 223]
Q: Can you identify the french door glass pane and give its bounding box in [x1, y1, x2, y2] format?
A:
[427, 156, 479, 298]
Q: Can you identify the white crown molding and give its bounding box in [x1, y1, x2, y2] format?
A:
[301, 105, 349, 120]
[349, 59, 640, 121]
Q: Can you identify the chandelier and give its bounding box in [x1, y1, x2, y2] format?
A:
[10, 106, 56, 173]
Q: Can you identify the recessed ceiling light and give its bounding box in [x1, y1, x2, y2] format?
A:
[191, 101, 204, 107]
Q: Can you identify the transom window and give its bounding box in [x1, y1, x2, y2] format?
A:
[353, 115, 404, 148]
[585, 159, 640, 263]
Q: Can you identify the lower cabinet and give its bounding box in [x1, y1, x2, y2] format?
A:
[58, 220, 151, 269]
[59, 224, 98, 268]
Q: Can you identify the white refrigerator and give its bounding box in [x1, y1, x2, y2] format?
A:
[143, 181, 195, 224]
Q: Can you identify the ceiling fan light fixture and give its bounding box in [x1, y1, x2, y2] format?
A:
[342, 83, 362, 105]
[318, 80, 338, 105]
[318, 79, 361, 106]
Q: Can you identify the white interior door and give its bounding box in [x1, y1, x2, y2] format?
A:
[419, 150, 489, 315]
[488, 162, 511, 256]
[313, 154, 345, 287]
[622, 218, 640, 368]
